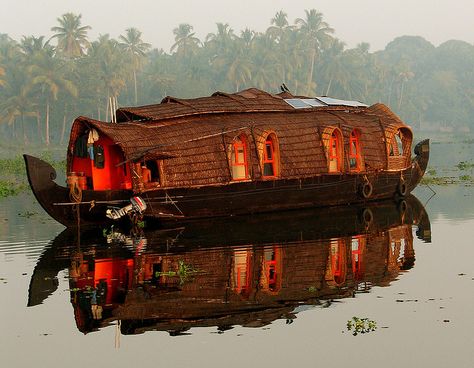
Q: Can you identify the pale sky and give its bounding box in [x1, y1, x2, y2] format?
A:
[1, 0, 473, 51]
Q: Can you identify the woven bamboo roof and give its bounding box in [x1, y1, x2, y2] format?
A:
[114, 88, 368, 123]
[115, 88, 294, 122]
[68, 88, 412, 187]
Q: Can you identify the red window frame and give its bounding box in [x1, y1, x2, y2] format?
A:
[328, 131, 341, 172]
[263, 138, 277, 178]
[231, 137, 249, 180]
[349, 130, 361, 171]
[351, 236, 365, 281]
[234, 250, 252, 294]
[330, 239, 346, 285]
[265, 247, 280, 292]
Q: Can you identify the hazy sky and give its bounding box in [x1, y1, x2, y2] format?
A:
[1, 0, 473, 51]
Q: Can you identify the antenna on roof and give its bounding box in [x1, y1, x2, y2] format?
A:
[280, 83, 290, 93]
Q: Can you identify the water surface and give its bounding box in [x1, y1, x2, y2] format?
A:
[1, 186, 473, 368]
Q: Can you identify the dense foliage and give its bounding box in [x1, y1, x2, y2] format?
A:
[1, 10, 473, 147]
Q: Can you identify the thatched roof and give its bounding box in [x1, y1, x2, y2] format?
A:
[68, 88, 412, 188]
[115, 88, 294, 122]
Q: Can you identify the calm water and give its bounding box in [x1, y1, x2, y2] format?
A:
[1, 185, 473, 368]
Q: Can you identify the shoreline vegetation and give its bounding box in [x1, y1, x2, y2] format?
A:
[0, 152, 65, 199]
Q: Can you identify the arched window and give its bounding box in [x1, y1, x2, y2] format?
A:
[389, 132, 403, 156]
[387, 128, 413, 169]
[230, 135, 249, 181]
[349, 130, 362, 171]
[389, 128, 412, 157]
[328, 129, 343, 173]
[262, 134, 279, 178]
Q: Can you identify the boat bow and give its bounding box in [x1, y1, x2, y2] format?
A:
[409, 139, 430, 189]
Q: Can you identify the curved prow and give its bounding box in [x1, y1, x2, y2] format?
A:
[23, 154, 71, 227]
[409, 139, 430, 189]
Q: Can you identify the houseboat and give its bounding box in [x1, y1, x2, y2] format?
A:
[24, 88, 429, 227]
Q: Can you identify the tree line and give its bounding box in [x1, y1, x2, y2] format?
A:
[1, 10, 474, 147]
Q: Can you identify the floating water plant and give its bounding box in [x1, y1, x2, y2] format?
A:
[456, 161, 474, 171]
[346, 316, 377, 336]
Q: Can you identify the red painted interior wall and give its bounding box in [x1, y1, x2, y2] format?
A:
[71, 135, 132, 190]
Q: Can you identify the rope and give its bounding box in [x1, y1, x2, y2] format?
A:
[69, 181, 82, 203]
[68, 180, 83, 228]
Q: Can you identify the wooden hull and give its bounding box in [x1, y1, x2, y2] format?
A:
[24, 139, 429, 228]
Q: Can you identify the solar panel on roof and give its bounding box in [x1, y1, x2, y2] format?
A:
[284, 99, 312, 109]
[316, 97, 368, 107]
[302, 98, 327, 107]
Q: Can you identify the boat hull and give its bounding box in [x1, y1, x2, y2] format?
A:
[24, 139, 429, 228]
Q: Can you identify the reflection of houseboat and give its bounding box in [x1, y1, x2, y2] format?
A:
[28, 195, 430, 335]
[24, 88, 429, 227]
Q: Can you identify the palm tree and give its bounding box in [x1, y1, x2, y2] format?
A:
[206, 23, 235, 54]
[29, 48, 78, 145]
[51, 13, 91, 58]
[240, 28, 256, 49]
[17, 35, 56, 141]
[267, 10, 293, 42]
[0, 70, 36, 144]
[141, 52, 178, 102]
[170, 24, 201, 60]
[19, 36, 52, 56]
[87, 35, 128, 121]
[318, 39, 349, 96]
[213, 39, 252, 91]
[249, 33, 281, 91]
[119, 28, 151, 104]
[296, 9, 334, 95]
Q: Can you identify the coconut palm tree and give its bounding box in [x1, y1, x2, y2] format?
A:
[206, 23, 235, 55]
[212, 39, 252, 91]
[87, 35, 128, 120]
[250, 33, 281, 91]
[170, 24, 201, 60]
[19, 36, 53, 57]
[318, 39, 348, 96]
[51, 13, 91, 58]
[29, 48, 78, 145]
[296, 9, 334, 95]
[267, 10, 293, 42]
[0, 70, 36, 144]
[119, 28, 151, 104]
[240, 28, 256, 49]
